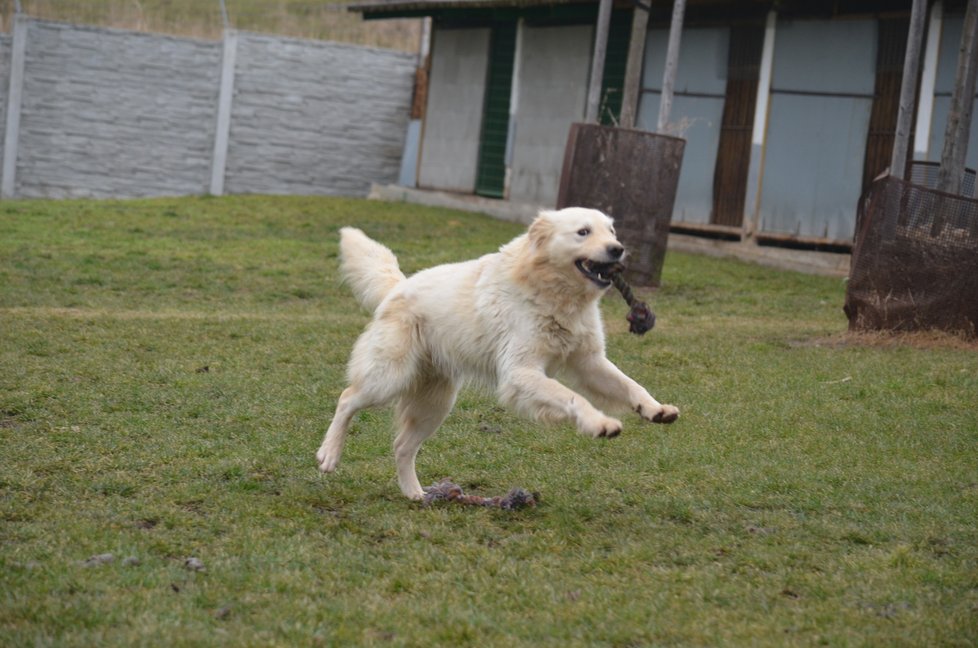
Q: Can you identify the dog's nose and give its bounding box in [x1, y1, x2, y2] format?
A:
[607, 244, 624, 260]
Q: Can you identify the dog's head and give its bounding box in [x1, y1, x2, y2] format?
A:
[527, 207, 624, 291]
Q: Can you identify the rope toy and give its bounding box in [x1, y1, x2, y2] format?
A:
[422, 479, 538, 510]
[608, 264, 656, 335]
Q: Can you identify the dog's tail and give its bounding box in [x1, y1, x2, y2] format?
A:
[338, 227, 406, 312]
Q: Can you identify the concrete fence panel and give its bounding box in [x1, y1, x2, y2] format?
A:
[17, 21, 221, 198]
[225, 32, 415, 197]
[0, 18, 415, 200]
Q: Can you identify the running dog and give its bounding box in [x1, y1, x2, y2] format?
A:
[316, 207, 679, 499]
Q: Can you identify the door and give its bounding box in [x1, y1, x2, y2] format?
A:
[712, 23, 764, 227]
[475, 23, 517, 199]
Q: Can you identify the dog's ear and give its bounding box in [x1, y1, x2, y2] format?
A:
[528, 212, 555, 248]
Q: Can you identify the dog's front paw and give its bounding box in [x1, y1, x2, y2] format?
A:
[580, 414, 623, 439]
[316, 445, 340, 473]
[636, 403, 680, 424]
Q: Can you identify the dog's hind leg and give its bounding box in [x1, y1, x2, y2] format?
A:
[316, 299, 422, 474]
[316, 384, 374, 473]
[393, 376, 457, 500]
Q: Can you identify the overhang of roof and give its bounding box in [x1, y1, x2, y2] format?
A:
[348, 0, 594, 15]
[347, 0, 916, 22]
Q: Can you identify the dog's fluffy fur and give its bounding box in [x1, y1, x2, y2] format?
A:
[316, 207, 679, 499]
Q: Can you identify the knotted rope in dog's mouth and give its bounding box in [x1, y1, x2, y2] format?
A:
[422, 479, 538, 510]
[607, 264, 656, 335]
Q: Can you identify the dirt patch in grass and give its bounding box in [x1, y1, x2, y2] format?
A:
[1, 409, 23, 429]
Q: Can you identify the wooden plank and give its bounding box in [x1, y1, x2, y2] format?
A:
[584, 0, 613, 123]
[937, 0, 978, 196]
[889, 0, 926, 182]
[913, 2, 943, 160]
[744, 10, 777, 236]
[619, 4, 649, 129]
[656, 0, 686, 134]
[670, 221, 743, 239]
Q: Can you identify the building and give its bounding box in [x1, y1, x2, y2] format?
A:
[352, 0, 974, 250]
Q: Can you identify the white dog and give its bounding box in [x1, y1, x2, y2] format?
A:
[316, 207, 679, 500]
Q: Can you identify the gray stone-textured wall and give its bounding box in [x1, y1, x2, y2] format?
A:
[225, 33, 415, 196]
[0, 19, 414, 199]
[17, 21, 221, 198]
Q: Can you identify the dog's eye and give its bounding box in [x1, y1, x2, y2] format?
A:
[577, 228, 591, 237]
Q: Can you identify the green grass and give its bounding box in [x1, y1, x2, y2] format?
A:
[3, 1, 421, 51]
[1, 195, 976, 646]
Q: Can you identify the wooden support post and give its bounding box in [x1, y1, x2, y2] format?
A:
[619, 4, 650, 129]
[937, 0, 978, 196]
[210, 28, 237, 196]
[657, 0, 686, 134]
[914, 1, 944, 160]
[890, 0, 927, 181]
[585, 0, 613, 123]
[2, 15, 28, 199]
[745, 10, 777, 237]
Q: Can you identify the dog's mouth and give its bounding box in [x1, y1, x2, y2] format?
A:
[575, 258, 623, 288]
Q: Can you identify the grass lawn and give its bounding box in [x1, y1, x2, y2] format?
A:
[1, 195, 976, 646]
[3, 1, 421, 51]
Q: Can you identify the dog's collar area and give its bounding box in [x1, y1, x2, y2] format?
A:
[575, 258, 619, 288]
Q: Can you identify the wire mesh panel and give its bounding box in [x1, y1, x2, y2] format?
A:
[845, 169, 978, 338]
[908, 160, 977, 197]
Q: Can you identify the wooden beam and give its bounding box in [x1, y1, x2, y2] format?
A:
[657, 0, 687, 134]
[937, 0, 978, 195]
[585, 0, 614, 123]
[914, 1, 944, 160]
[619, 4, 650, 129]
[745, 9, 777, 236]
[889, 0, 927, 181]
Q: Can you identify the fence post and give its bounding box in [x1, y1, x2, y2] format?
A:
[210, 28, 237, 196]
[2, 15, 28, 199]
